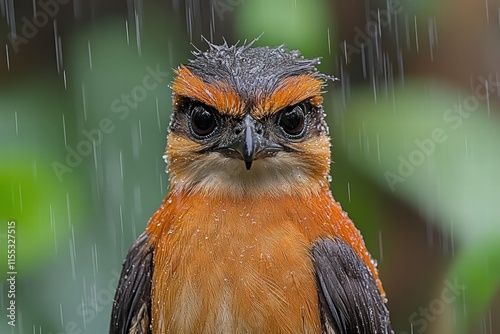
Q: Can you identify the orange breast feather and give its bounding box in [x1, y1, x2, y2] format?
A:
[145, 186, 382, 333]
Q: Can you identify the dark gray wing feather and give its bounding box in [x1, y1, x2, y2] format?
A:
[110, 232, 154, 334]
[312, 238, 392, 334]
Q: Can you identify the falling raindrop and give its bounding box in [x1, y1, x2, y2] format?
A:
[485, 0, 490, 23]
[327, 28, 331, 55]
[63, 70, 67, 90]
[69, 226, 77, 281]
[414, 15, 419, 53]
[62, 114, 67, 147]
[92, 140, 99, 174]
[66, 193, 72, 228]
[59, 303, 64, 328]
[347, 181, 351, 203]
[5, 44, 10, 71]
[91, 243, 99, 276]
[156, 97, 162, 132]
[138, 119, 143, 147]
[131, 125, 140, 159]
[88, 40, 93, 70]
[485, 80, 490, 117]
[81, 83, 88, 122]
[428, 17, 436, 62]
[135, 12, 142, 56]
[119, 205, 124, 235]
[14, 110, 18, 135]
[361, 43, 367, 79]
[125, 19, 130, 46]
[186, 4, 193, 42]
[4, 0, 16, 36]
[209, 5, 215, 41]
[119, 151, 124, 179]
[58, 36, 64, 70]
[54, 20, 63, 74]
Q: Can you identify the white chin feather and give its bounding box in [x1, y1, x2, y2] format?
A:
[171, 152, 322, 197]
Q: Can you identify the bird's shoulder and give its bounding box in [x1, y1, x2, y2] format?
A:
[109, 232, 153, 334]
[312, 237, 392, 334]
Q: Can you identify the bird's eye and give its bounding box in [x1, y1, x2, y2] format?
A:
[278, 104, 306, 137]
[190, 104, 217, 137]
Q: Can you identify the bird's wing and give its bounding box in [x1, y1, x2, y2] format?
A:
[311, 238, 392, 334]
[110, 232, 154, 334]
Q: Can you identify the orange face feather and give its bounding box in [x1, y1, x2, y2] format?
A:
[173, 66, 245, 117]
[255, 74, 324, 118]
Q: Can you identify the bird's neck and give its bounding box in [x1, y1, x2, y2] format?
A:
[147, 182, 330, 237]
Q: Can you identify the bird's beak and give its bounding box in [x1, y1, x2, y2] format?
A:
[215, 114, 282, 170]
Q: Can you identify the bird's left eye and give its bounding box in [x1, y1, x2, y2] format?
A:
[190, 104, 217, 137]
[278, 104, 306, 137]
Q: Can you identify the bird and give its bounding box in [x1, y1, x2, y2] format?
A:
[109, 40, 392, 334]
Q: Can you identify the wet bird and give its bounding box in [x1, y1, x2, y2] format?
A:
[110, 41, 392, 334]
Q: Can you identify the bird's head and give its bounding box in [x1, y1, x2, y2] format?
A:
[166, 41, 333, 198]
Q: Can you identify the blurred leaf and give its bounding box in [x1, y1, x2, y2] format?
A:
[0, 155, 65, 271]
[449, 238, 500, 333]
[336, 79, 500, 330]
[338, 80, 500, 243]
[235, 0, 336, 61]
[0, 81, 83, 273]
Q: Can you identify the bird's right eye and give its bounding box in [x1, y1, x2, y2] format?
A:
[190, 104, 217, 137]
[278, 103, 306, 138]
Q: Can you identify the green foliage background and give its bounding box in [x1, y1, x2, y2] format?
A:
[1, 0, 499, 333]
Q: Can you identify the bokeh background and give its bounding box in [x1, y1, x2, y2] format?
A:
[1, 0, 499, 333]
